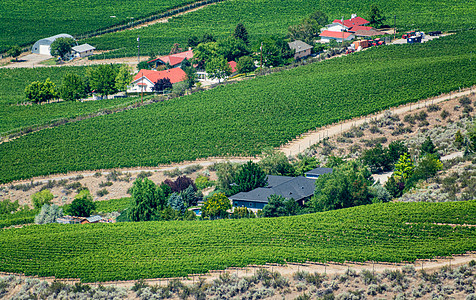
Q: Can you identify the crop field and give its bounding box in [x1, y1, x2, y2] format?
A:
[0, 32, 474, 183]
[0, 67, 138, 134]
[85, 0, 476, 57]
[0, 0, 196, 53]
[1, 200, 475, 282]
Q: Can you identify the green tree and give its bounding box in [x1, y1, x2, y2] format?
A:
[35, 204, 63, 224]
[31, 189, 54, 209]
[259, 148, 295, 176]
[288, 18, 320, 45]
[87, 64, 118, 98]
[115, 65, 133, 96]
[310, 160, 373, 212]
[236, 56, 255, 75]
[293, 154, 319, 176]
[181, 59, 197, 89]
[128, 178, 166, 221]
[262, 194, 300, 217]
[205, 56, 232, 82]
[187, 35, 200, 48]
[385, 175, 405, 198]
[393, 153, 414, 182]
[60, 73, 86, 101]
[201, 192, 231, 219]
[25, 78, 58, 104]
[454, 130, 464, 149]
[408, 154, 443, 185]
[180, 185, 200, 208]
[0, 199, 20, 215]
[216, 161, 239, 195]
[368, 5, 386, 28]
[468, 123, 476, 152]
[218, 36, 250, 62]
[7, 45, 22, 61]
[231, 161, 267, 194]
[361, 144, 390, 173]
[387, 141, 408, 163]
[233, 23, 249, 45]
[50, 37, 76, 61]
[195, 175, 210, 190]
[420, 136, 438, 158]
[137, 61, 150, 70]
[308, 10, 329, 26]
[168, 192, 185, 213]
[369, 184, 392, 203]
[68, 190, 96, 217]
[193, 42, 220, 65]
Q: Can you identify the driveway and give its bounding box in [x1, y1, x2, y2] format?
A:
[1, 53, 52, 68]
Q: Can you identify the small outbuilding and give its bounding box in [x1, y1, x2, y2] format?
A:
[72, 44, 96, 58]
[32, 34, 75, 55]
[288, 40, 313, 60]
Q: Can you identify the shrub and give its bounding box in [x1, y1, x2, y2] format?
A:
[360, 269, 378, 285]
[183, 164, 203, 175]
[440, 110, 450, 119]
[164, 168, 183, 177]
[195, 175, 211, 190]
[427, 104, 441, 112]
[96, 188, 109, 197]
[137, 171, 153, 179]
[369, 125, 382, 134]
[31, 189, 54, 209]
[94, 172, 102, 178]
[106, 170, 122, 181]
[99, 181, 113, 187]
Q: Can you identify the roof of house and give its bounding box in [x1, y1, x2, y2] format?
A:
[353, 29, 383, 37]
[229, 176, 316, 203]
[85, 215, 103, 223]
[324, 23, 350, 30]
[132, 68, 187, 84]
[148, 50, 194, 66]
[348, 26, 374, 32]
[228, 60, 237, 73]
[319, 30, 354, 39]
[72, 43, 95, 52]
[305, 167, 333, 177]
[288, 40, 313, 52]
[333, 16, 370, 27]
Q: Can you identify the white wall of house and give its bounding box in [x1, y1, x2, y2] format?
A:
[74, 49, 94, 58]
[324, 23, 348, 32]
[127, 78, 154, 93]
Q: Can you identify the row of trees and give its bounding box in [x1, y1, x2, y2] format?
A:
[24, 64, 133, 103]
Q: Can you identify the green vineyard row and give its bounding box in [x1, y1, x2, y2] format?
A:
[1, 201, 475, 282]
[85, 0, 476, 57]
[0, 31, 474, 183]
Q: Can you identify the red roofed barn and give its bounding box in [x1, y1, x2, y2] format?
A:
[148, 50, 194, 69]
[128, 68, 187, 93]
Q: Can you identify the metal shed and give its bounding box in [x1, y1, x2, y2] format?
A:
[31, 34, 75, 55]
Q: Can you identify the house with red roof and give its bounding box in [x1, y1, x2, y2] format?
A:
[333, 14, 370, 28]
[319, 30, 355, 43]
[147, 49, 194, 69]
[128, 68, 187, 93]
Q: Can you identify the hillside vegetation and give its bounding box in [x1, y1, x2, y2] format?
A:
[0, 0, 196, 52]
[1, 200, 475, 282]
[0, 67, 140, 134]
[0, 32, 474, 183]
[86, 0, 476, 57]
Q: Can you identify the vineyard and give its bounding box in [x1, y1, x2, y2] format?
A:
[0, 67, 139, 134]
[0, 0, 197, 53]
[0, 32, 474, 183]
[0, 201, 475, 282]
[85, 0, 476, 58]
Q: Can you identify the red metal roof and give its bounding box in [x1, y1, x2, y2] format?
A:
[132, 68, 186, 84]
[147, 50, 194, 66]
[348, 26, 373, 32]
[319, 30, 354, 39]
[333, 16, 369, 27]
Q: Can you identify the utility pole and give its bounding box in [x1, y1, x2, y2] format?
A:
[137, 35, 140, 67]
[141, 70, 144, 103]
[260, 42, 263, 69]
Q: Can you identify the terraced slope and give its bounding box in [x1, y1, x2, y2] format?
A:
[0, 32, 474, 183]
[1, 200, 475, 282]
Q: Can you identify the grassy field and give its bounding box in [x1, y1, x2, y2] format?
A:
[1, 200, 475, 282]
[85, 0, 476, 57]
[0, 0, 196, 52]
[0, 32, 474, 183]
[0, 67, 140, 134]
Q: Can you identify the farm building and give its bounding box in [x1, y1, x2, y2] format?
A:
[32, 34, 75, 55]
[148, 49, 194, 69]
[229, 175, 318, 210]
[288, 40, 313, 59]
[72, 44, 95, 58]
[319, 30, 355, 43]
[333, 15, 370, 27]
[128, 68, 187, 93]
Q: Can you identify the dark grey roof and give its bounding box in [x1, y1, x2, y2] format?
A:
[305, 167, 333, 177]
[288, 40, 313, 52]
[266, 175, 293, 188]
[229, 176, 316, 203]
[85, 215, 103, 223]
